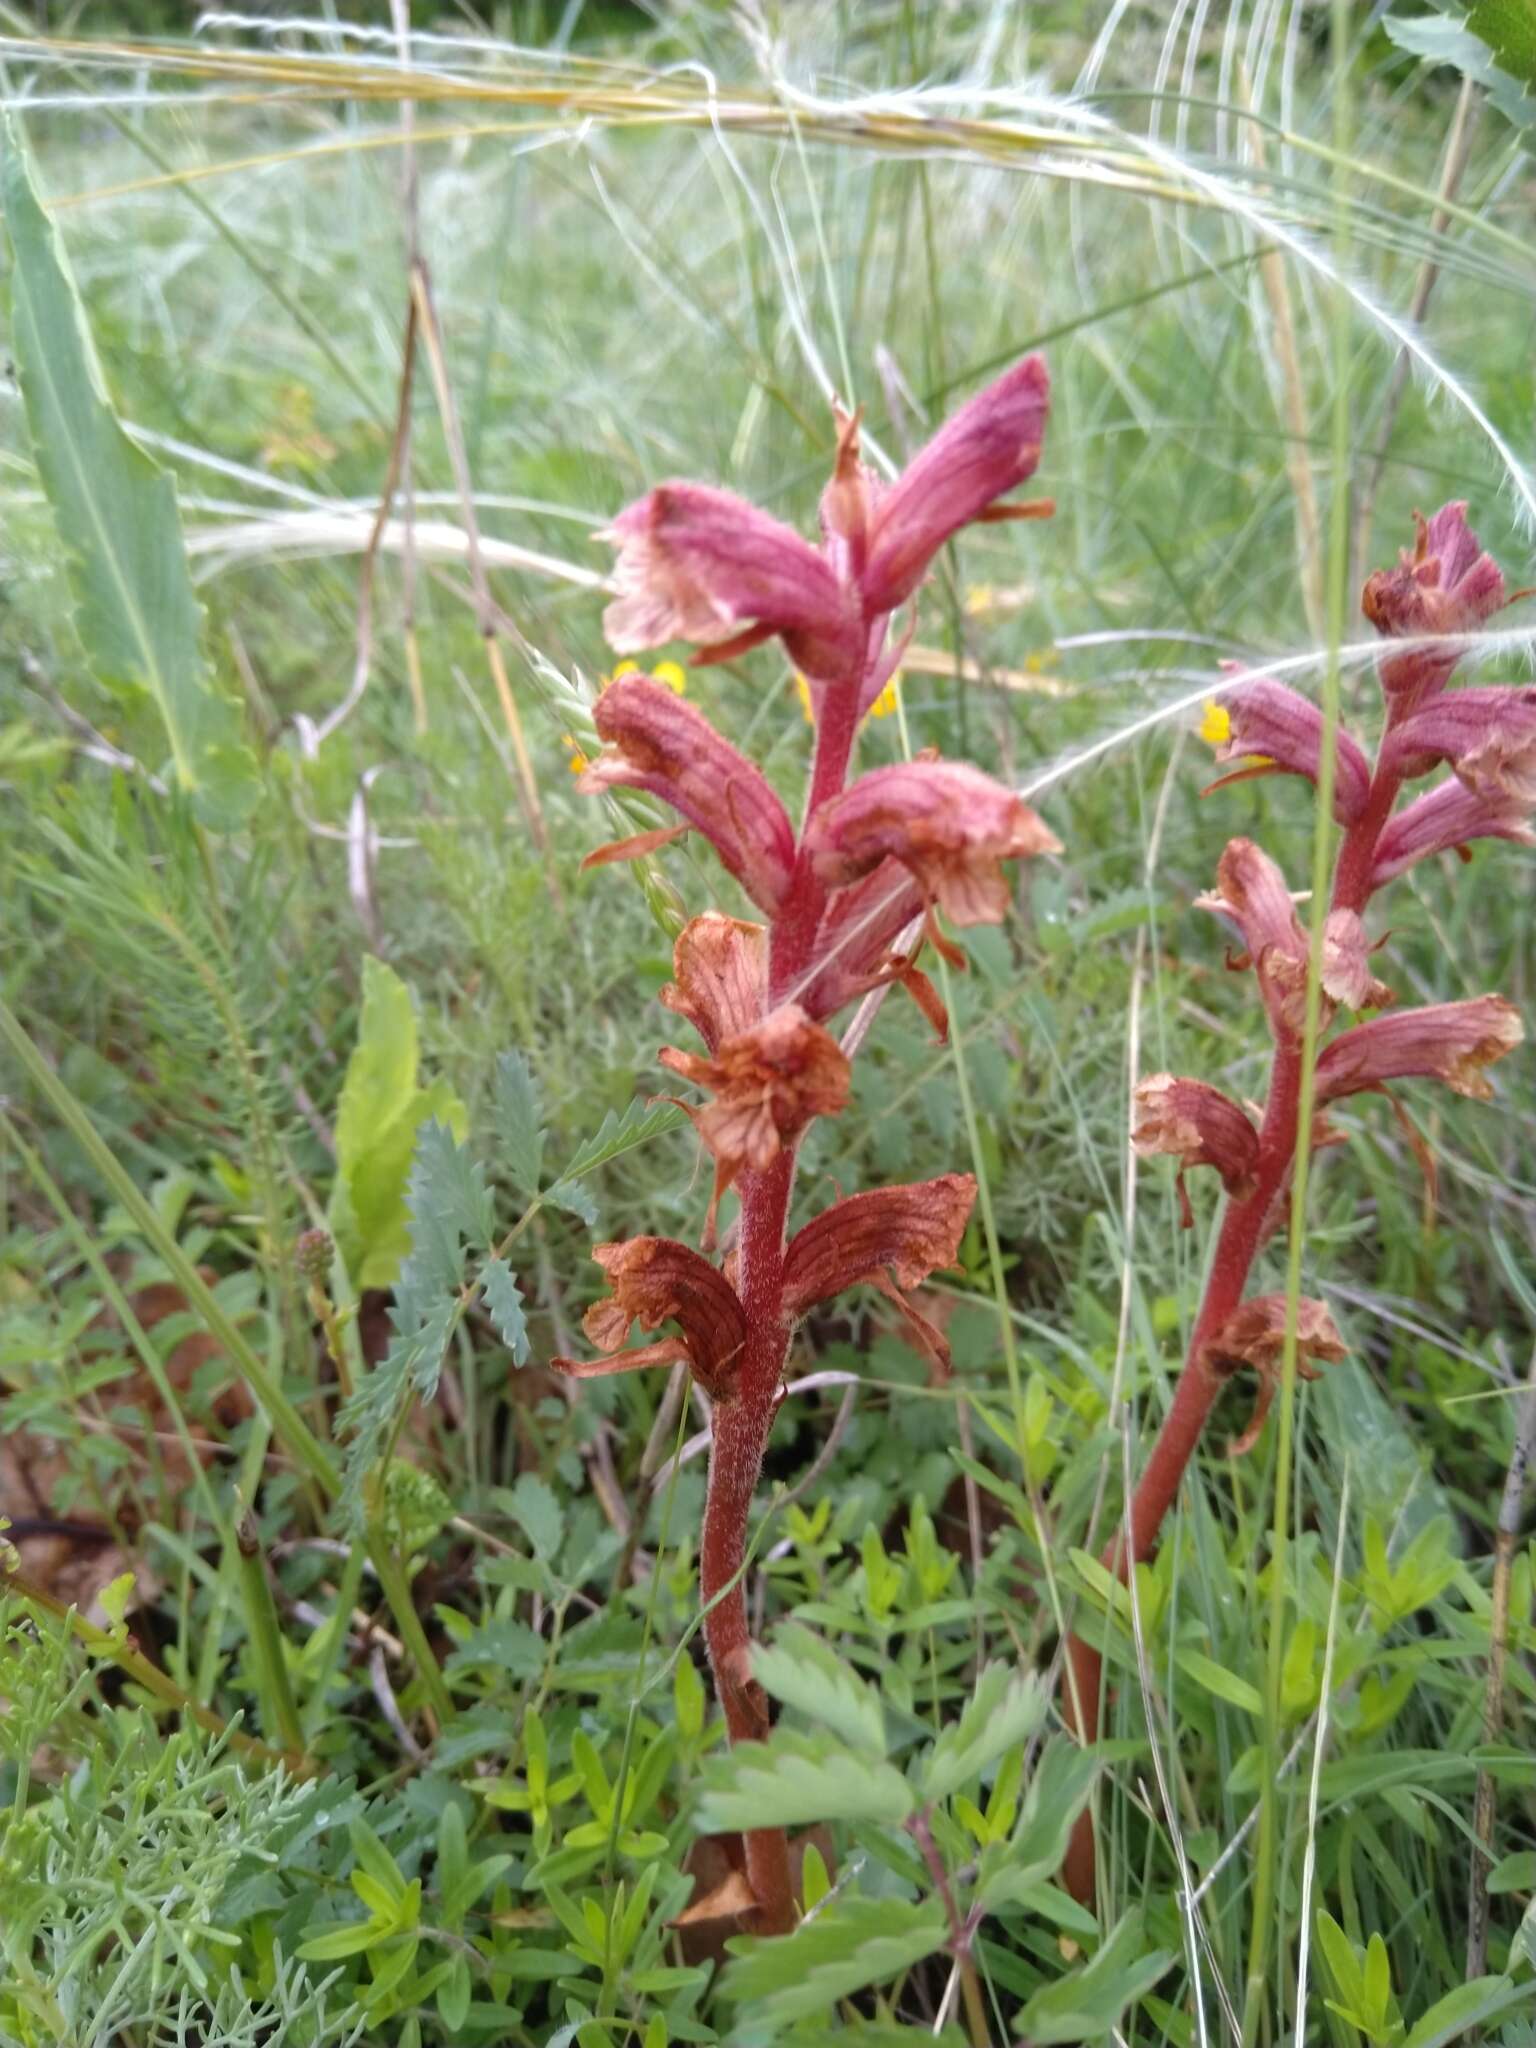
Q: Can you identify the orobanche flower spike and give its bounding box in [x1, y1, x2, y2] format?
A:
[561, 358, 1060, 1937]
[1064, 501, 1528, 1906]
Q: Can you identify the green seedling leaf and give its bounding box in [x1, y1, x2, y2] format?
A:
[2, 118, 258, 826]
[1404, 1975, 1526, 2048]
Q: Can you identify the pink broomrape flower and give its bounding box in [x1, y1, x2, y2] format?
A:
[1202, 673, 1371, 824]
[658, 914, 768, 1053]
[1382, 685, 1536, 805]
[837, 357, 1052, 615]
[1132, 1074, 1260, 1225]
[1362, 500, 1507, 713]
[799, 858, 930, 1024]
[570, 356, 1061, 1938]
[1370, 778, 1536, 888]
[659, 1003, 851, 1228]
[1198, 839, 1391, 1039]
[602, 485, 864, 684]
[1202, 1293, 1349, 1457]
[602, 356, 1050, 701]
[579, 675, 797, 912]
[780, 1174, 977, 1371]
[804, 758, 1060, 927]
[552, 1237, 747, 1399]
[1314, 995, 1523, 1104]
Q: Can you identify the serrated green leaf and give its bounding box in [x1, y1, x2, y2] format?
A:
[558, 1098, 687, 1184]
[337, 1119, 483, 1521]
[1, 119, 257, 827]
[493, 1050, 545, 1197]
[444, 1617, 545, 1681]
[1017, 1910, 1173, 2043]
[695, 1728, 914, 1833]
[480, 1256, 529, 1364]
[752, 1622, 886, 1755]
[505, 1472, 564, 1563]
[1466, 0, 1536, 86]
[923, 1664, 1045, 1803]
[329, 958, 469, 1291]
[544, 1177, 600, 1227]
[719, 1895, 948, 2027]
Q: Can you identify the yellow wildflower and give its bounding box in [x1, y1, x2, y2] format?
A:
[1199, 700, 1232, 747]
[562, 733, 590, 775]
[652, 660, 688, 695]
[795, 673, 816, 726]
[867, 672, 902, 720]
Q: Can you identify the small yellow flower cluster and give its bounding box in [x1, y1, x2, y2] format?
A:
[794, 672, 902, 725]
[1199, 700, 1232, 747]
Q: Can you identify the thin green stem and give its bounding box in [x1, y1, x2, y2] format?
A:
[1245, 4, 1355, 2037]
[234, 1510, 307, 1757]
[366, 1519, 456, 1728]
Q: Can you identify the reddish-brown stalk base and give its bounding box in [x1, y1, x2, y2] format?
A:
[694, 676, 864, 1937]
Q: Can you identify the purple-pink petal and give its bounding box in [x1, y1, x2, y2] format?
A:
[859, 356, 1050, 615]
[602, 482, 863, 684]
[1370, 779, 1536, 887]
[1215, 674, 1372, 824]
[579, 675, 797, 912]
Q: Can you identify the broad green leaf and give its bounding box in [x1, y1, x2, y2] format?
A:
[1465, 0, 1536, 87]
[753, 1622, 886, 1755]
[329, 958, 468, 1291]
[1488, 1851, 1536, 1894]
[1404, 1976, 1527, 2048]
[695, 1729, 914, 1833]
[479, 1256, 529, 1364]
[719, 1896, 948, 2028]
[922, 1665, 1046, 1803]
[1, 119, 257, 827]
[1016, 1910, 1173, 2044]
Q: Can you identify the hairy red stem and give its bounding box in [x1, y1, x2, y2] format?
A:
[1061, 763, 1399, 1906]
[696, 667, 864, 1934]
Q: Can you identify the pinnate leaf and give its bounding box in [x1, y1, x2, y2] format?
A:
[753, 1622, 886, 1755]
[479, 1256, 529, 1364]
[695, 1729, 913, 1833]
[922, 1664, 1045, 1803]
[719, 1896, 948, 2028]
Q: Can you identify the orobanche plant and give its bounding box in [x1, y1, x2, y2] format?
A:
[553, 359, 1060, 1932]
[1063, 502, 1530, 1900]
